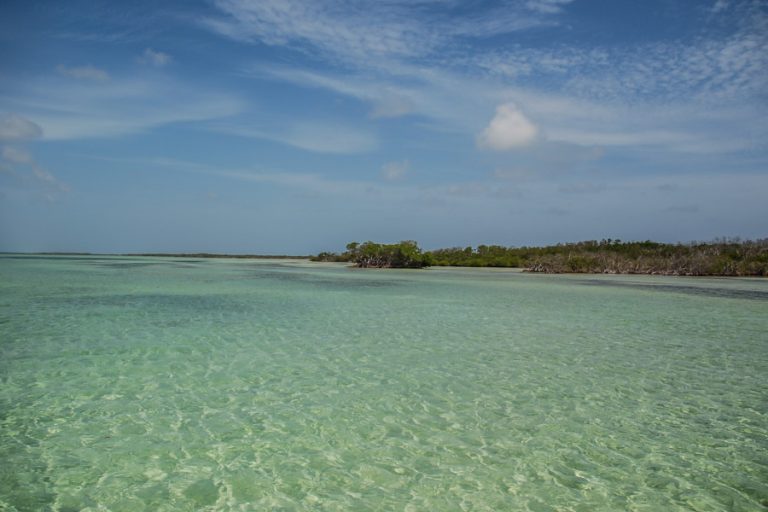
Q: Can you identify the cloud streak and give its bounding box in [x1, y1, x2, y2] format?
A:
[0, 114, 43, 140]
[1, 143, 69, 199]
[216, 121, 377, 154]
[57, 64, 110, 81]
[138, 48, 172, 67]
[381, 160, 409, 180]
[1, 146, 32, 164]
[2, 76, 245, 140]
[205, 0, 572, 66]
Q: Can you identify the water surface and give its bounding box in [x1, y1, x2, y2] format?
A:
[1, 255, 766, 511]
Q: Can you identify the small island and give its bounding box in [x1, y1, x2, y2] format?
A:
[313, 238, 768, 276]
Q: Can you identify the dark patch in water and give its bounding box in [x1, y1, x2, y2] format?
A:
[0, 255, 118, 263]
[95, 262, 162, 269]
[243, 268, 403, 289]
[1, 255, 206, 269]
[580, 279, 768, 301]
[41, 293, 255, 313]
[0, 255, 44, 260]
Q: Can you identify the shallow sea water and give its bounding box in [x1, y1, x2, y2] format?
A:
[1, 255, 766, 511]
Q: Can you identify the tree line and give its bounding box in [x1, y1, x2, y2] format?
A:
[313, 238, 768, 275]
[313, 241, 432, 268]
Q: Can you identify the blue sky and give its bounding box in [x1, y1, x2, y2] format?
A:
[1, 0, 766, 254]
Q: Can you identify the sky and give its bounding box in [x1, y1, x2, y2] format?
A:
[0, 0, 766, 254]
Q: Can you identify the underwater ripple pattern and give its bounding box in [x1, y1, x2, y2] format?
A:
[1, 256, 767, 511]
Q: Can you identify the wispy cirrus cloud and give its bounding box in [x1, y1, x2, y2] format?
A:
[226, 0, 766, 162]
[28, 164, 70, 196]
[215, 121, 378, 154]
[1, 146, 32, 164]
[258, 66, 418, 119]
[259, 59, 765, 157]
[711, 0, 729, 14]
[257, 63, 498, 133]
[203, 0, 437, 63]
[204, 0, 573, 66]
[2, 76, 244, 140]
[525, 0, 574, 14]
[560, 35, 768, 103]
[381, 160, 409, 180]
[0, 113, 43, 140]
[478, 2, 768, 103]
[0, 113, 69, 198]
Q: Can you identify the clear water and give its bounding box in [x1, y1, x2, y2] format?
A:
[1, 255, 766, 512]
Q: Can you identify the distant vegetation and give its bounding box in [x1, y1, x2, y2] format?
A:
[131, 253, 308, 259]
[313, 238, 768, 275]
[313, 241, 432, 268]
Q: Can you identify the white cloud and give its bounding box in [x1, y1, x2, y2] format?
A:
[57, 64, 110, 81]
[0, 114, 43, 140]
[139, 48, 172, 67]
[381, 160, 409, 180]
[2, 146, 32, 164]
[478, 103, 539, 151]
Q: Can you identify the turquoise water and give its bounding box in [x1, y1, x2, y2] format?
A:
[1, 255, 766, 511]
